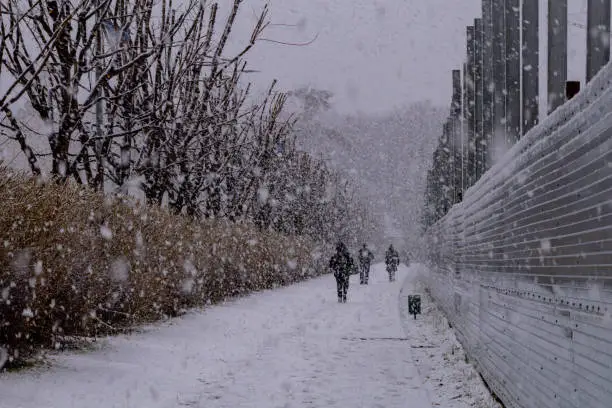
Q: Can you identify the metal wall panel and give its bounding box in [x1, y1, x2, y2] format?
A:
[475, 18, 485, 181]
[492, 0, 507, 142]
[482, 0, 494, 171]
[586, 0, 611, 83]
[423, 56, 612, 408]
[452, 69, 463, 204]
[522, 0, 539, 134]
[548, 0, 568, 113]
[467, 26, 477, 188]
[505, 0, 521, 143]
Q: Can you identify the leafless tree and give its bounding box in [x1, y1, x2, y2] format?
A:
[0, 0, 374, 244]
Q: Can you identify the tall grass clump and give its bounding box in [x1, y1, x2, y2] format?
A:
[0, 167, 324, 368]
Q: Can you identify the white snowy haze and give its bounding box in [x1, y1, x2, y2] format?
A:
[0, 0, 595, 248]
[293, 104, 446, 252]
[224, 0, 480, 249]
[233, 0, 590, 113]
[232, 0, 482, 113]
[227, 0, 593, 249]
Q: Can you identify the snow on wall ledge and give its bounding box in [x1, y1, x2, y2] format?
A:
[423, 61, 612, 408]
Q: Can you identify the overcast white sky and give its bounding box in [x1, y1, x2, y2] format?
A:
[0, 0, 595, 118]
[234, 0, 592, 115]
[235, 0, 481, 114]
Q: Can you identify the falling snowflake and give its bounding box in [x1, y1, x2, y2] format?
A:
[540, 239, 552, 254]
[100, 225, 113, 240]
[110, 258, 130, 282]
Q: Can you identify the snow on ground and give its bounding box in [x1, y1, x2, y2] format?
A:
[399, 264, 502, 408]
[1, 263, 497, 408]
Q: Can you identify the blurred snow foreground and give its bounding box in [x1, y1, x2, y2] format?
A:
[0, 264, 498, 408]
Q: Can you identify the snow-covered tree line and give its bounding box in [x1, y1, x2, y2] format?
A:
[0, 0, 372, 243]
[422, 133, 453, 230]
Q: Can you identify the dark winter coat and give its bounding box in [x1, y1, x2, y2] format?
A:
[330, 248, 354, 280]
[385, 247, 399, 268]
[358, 247, 374, 266]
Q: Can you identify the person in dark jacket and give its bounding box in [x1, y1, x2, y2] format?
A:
[385, 244, 400, 282]
[329, 242, 354, 303]
[358, 244, 374, 284]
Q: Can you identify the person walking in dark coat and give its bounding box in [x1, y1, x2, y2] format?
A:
[358, 244, 374, 284]
[385, 244, 400, 282]
[329, 242, 354, 303]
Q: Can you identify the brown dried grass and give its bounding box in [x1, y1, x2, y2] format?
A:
[0, 166, 324, 367]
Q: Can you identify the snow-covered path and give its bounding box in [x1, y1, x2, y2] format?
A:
[1, 264, 433, 408]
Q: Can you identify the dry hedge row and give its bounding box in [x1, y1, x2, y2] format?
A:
[0, 167, 326, 368]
